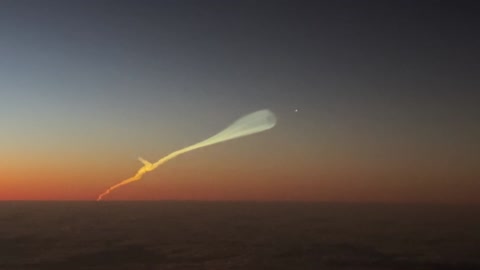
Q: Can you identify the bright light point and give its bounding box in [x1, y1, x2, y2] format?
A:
[294, 109, 299, 112]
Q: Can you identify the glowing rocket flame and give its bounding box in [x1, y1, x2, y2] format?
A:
[96, 109, 276, 201]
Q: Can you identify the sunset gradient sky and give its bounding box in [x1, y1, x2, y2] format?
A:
[1, 1, 479, 202]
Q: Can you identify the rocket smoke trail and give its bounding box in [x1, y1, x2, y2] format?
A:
[97, 109, 276, 201]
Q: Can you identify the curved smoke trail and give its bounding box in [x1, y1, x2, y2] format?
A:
[97, 109, 276, 201]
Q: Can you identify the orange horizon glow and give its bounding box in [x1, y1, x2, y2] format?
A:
[2, 163, 479, 204]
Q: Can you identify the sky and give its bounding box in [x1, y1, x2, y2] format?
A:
[1, 0, 479, 203]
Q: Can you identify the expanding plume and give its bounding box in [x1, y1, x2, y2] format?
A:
[96, 109, 277, 201]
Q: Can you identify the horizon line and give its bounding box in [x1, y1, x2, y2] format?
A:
[0, 199, 478, 206]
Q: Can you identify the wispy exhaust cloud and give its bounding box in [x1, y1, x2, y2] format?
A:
[97, 109, 277, 201]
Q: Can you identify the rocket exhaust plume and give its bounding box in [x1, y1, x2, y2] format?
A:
[97, 109, 277, 201]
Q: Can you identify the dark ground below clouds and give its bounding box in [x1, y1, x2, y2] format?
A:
[0, 201, 479, 270]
